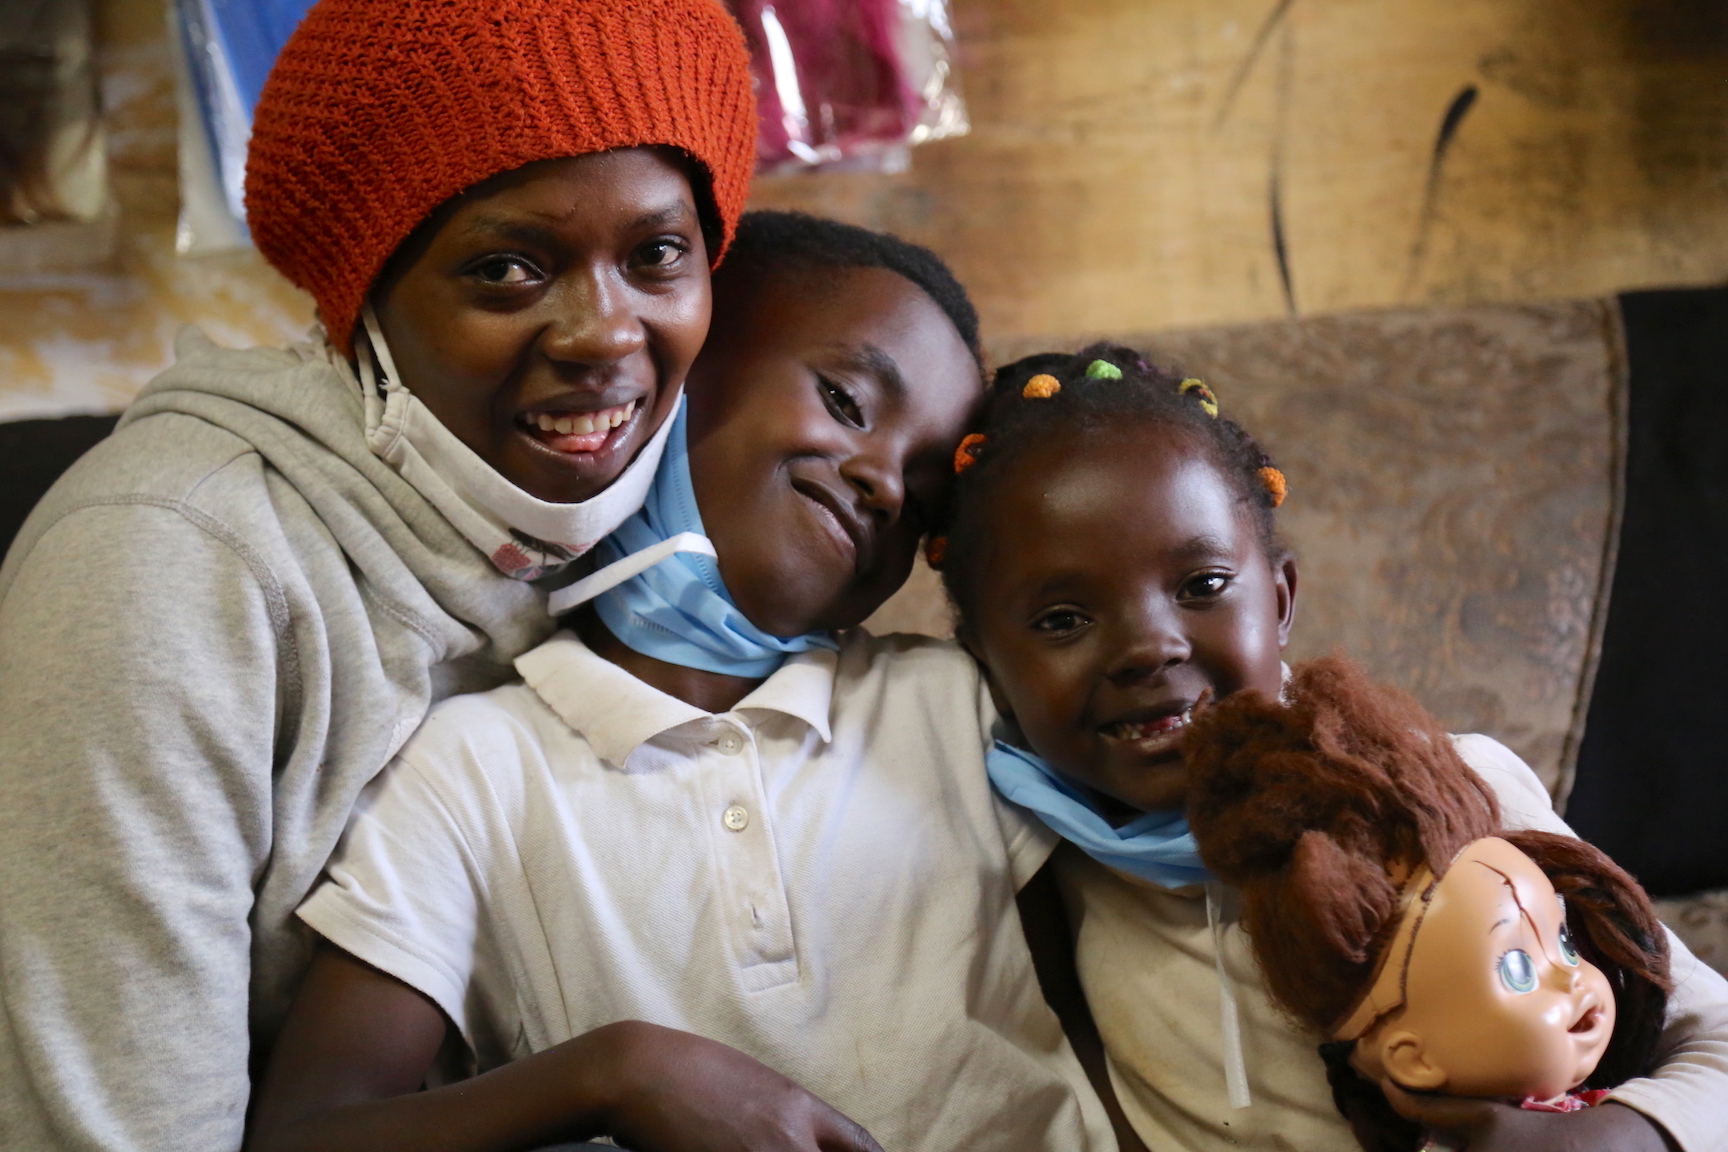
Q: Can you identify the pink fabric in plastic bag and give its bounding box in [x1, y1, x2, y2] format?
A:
[727, 0, 916, 170]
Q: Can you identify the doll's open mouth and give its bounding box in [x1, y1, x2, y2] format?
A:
[1569, 1003, 1604, 1034]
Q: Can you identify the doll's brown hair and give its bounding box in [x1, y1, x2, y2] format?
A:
[1185, 656, 1670, 1147]
[1184, 656, 1505, 1029]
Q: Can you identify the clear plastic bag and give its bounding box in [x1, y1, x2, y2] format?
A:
[726, 0, 969, 174]
[169, 0, 968, 255]
[170, 0, 313, 253]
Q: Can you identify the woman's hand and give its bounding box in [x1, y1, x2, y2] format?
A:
[1383, 1085, 1678, 1152]
[594, 1021, 882, 1152]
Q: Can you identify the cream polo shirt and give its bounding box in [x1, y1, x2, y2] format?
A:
[300, 629, 1116, 1152]
[1059, 733, 1728, 1152]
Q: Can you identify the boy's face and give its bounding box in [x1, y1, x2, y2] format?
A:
[686, 265, 980, 636]
[965, 425, 1296, 818]
[374, 148, 709, 504]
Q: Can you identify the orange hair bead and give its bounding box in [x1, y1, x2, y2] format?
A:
[1022, 373, 1062, 399]
[925, 536, 948, 568]
[954, 432, 987, 473]
[1258, 466, 1287, 508]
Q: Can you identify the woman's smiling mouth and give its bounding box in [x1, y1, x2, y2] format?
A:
[517, 398, 639, 455]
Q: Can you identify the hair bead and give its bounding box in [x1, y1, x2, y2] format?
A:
[935, 342, 1290, 624]
[1180, 378, 1220, 418]
[954, 432, 987, 473]
[1258, 466, 1287, 508]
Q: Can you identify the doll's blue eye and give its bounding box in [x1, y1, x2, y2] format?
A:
[1558, 921, 1581, 967]
[1499, 948, 1538, 993]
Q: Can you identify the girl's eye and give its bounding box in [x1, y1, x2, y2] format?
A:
[1498, 948, 1538, 993]
[1558, 920, 1581, 967]
[1179, 572, 1232, 601]
[820, 377, 864, 428]
[1032, 608, 1091, 634]
[474, 256, 539, 285]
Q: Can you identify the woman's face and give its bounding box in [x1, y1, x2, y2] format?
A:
[373, 148, 710, 504]
[1361, 837, 1616, 1103]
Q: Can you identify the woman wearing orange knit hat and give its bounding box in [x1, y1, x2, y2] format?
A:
[0, 2, 759, 1148]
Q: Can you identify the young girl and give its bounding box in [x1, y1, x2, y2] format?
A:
[930, 345, 1728, 1152]
[0, 1, 752, 1146]
[246, 215, 1116, 1152]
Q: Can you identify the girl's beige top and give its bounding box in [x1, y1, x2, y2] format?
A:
[1060, 733, 1728, 1152]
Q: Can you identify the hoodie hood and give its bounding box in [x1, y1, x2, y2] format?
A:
[123, 328, 570, 664]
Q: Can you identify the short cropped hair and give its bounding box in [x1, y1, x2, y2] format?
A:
[721, 210, 982, 365]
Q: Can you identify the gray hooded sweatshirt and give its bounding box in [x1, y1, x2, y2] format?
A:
[0, 331, 564, 1151]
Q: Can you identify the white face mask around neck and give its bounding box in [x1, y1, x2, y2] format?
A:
[354, 302, 679, 580]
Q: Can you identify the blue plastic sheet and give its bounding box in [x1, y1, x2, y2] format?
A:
[173, 0, 314, 235]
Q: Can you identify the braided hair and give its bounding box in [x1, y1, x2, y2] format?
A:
[932, 341, 1287, 623]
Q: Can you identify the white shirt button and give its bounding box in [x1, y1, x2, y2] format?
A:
[722, 804, 750, 832]
[716, 731, 745, 755]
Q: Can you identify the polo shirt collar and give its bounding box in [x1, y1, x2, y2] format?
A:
[516, 631, 835, 769]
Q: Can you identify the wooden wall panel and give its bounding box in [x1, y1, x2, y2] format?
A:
[753, 0, 1728, 342]
[0, 0, 313, 423]
[1, 0, 1723, 419]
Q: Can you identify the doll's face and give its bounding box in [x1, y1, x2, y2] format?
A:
[1355, 837, 1615, 1103]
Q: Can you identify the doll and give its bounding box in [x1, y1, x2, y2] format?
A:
[1183, 656, 1671, 1152]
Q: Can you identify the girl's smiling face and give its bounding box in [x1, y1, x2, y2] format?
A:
[373, 148, 710, 504]
[686, 264, 981, 636]
[964, 423, 1296, 817]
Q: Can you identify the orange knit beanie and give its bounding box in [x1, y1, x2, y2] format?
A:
[245, 0, 757, 350]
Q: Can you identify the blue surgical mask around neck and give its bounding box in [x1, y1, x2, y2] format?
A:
[986, 740, 1211, 888]
[546, 401, 839, 678]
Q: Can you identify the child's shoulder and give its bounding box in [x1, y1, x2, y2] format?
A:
[835, 628, 981, 695]
[830, 629, 993, 742]
[395, 680, 572, 799]
[1449, 732, 1568, 835]
[417, 681, 550, 742]
[838, 626, 971, 667]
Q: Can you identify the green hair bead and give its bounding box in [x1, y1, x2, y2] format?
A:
[1084, 359, 1123, 380]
